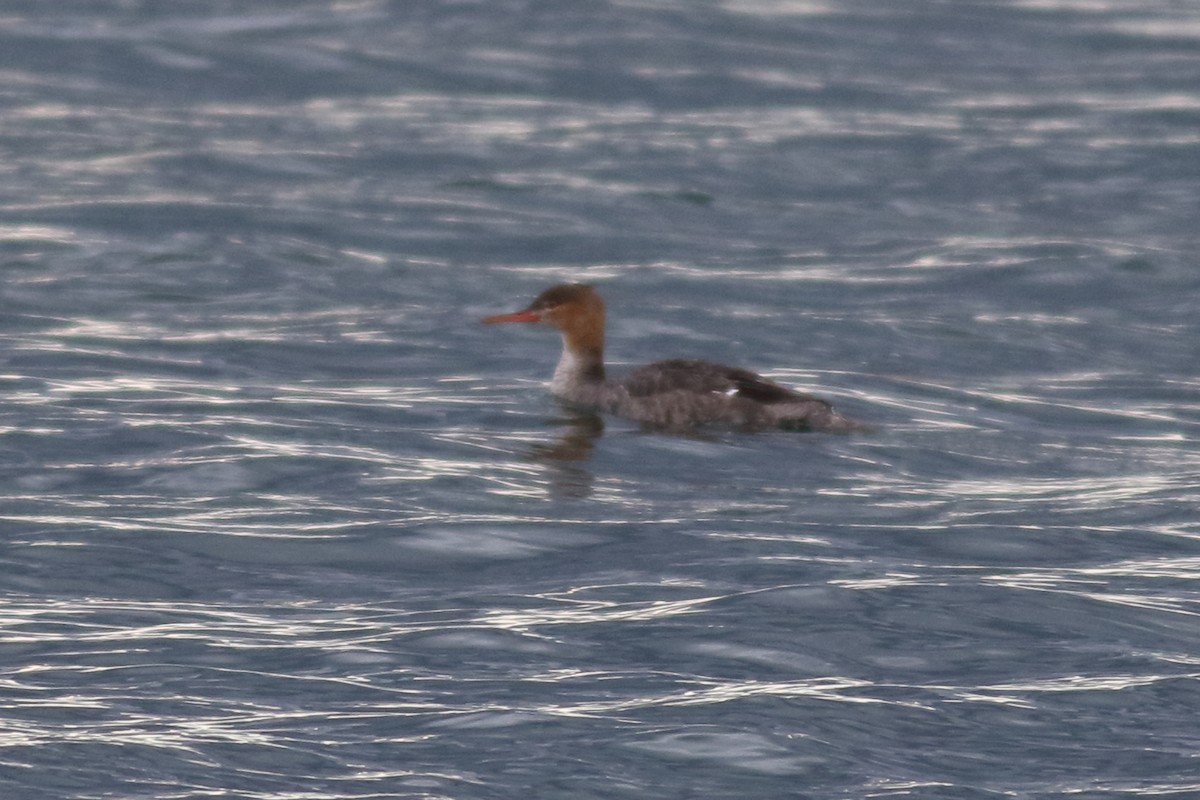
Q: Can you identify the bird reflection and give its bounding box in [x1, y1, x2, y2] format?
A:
[527, 411, 603, 498]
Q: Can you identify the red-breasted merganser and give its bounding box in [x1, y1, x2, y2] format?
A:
[483, 283, 865, 432]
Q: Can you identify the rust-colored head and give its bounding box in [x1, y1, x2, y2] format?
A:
[482, 283, 606, 359]
[482, 283, 602, 330]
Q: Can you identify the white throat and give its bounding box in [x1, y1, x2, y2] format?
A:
[550, 338, 587, 395]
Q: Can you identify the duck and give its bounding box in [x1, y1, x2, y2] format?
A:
[482, 283, 865, 432]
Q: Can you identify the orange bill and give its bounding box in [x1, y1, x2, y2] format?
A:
[481, 309, 540, 324]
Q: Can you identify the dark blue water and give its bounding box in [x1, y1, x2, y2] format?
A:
[3, 2, 1200, 798]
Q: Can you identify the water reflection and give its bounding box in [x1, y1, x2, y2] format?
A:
[527, 411, 603, 498]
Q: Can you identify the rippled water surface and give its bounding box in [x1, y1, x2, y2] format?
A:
[2, 1, 1199, 798]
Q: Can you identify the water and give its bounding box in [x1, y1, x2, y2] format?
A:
[2, 1, 1199, 797]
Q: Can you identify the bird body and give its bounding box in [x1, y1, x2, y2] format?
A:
[483, 283, 864, 433]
